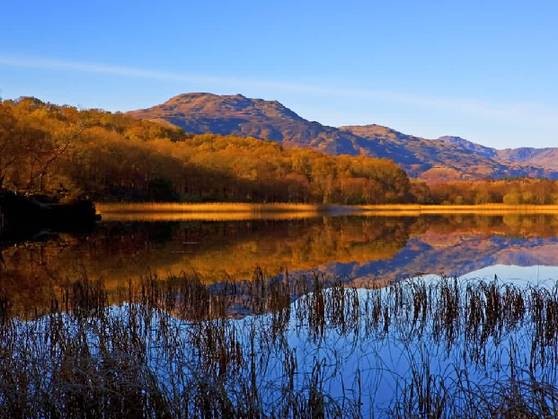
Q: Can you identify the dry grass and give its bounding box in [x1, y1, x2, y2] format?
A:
[2, 271, 558, 416]
[359, 203, 558, 215]
[97, 203, 558, 221]
[97, 202, 328, 214]
[100, 210, 326, 222]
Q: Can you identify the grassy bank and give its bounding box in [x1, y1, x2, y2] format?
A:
[96, 202, 358, 221]
[96, 202, 558, 221]
[360, 203, 558, 213]
[98, 202, 332, 213]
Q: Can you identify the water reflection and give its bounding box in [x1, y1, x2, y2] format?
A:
[2, 213, 558, 314]
[3, 275, 557, 416]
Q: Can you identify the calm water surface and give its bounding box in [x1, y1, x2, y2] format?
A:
[4, 213, 558, 282]
[3, 211, 558, 415]
[2, 211, 558, 310]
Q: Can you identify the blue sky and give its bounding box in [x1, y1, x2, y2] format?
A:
[1, 1, 557, 148]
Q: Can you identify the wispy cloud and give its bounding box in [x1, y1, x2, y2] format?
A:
[0, 55, 230, 85]
[1, 54, 557, 127]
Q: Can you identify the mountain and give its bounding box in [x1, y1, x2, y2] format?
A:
[338, 126, 555, 181]
[496, 148, 558, 172]
[346, 235, 558, 287]
[129, 93, 558, 181]
[128, 92, 361, 154]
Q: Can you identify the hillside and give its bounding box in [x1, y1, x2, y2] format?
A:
[0, 97, 411, 204]
[128, 92, 362, 155]
[129, 93, 558, 181]
[340, 126, 553, 181]
[496, 148, 558, 172]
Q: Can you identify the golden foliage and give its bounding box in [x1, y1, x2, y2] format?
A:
[425, 179, 558, 205]
[0, 98, 411, 204]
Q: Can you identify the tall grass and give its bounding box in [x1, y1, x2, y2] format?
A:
[99, 210, 326, 222]
[359, 203, 558, 215]
[1, 271, 558, 417]
[98, 202, 558, 219]
[98, 202, 329, 213]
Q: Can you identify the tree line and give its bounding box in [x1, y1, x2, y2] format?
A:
[414, 179, 558, 205]
[0, 98, 411, 204]
[3, 97, 558, 205]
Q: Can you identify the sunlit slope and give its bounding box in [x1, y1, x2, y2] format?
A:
[129, 93, 558, 180]
[0, 97, 410, 204]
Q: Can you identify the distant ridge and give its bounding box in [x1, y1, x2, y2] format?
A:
[129, 92, 362, 155]
[129, 93, 558, 181]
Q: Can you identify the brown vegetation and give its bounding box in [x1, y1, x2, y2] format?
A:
[422, 179, 558, 205]
[0, 97, 411, 204]
[1, 272, 558, 416]
[129, 93, 558, 180]
[3, 97, 558, 208]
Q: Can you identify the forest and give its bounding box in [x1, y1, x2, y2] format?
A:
[0, 97, 412, 204]
[2, 97, 558, 205]
[418, 179, 558, 205]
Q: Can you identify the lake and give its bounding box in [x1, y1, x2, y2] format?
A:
[2, 209, 558, 416]
[3, 210, 558, 321]
[3, 211, 558, 303]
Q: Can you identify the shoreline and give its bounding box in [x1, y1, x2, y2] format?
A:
[358, 204, 558, 215]
[97, 202, 558, 216]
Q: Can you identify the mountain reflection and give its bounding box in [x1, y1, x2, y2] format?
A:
[2, 213, 558, 315]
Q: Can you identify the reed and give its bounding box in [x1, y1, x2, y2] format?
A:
[98, 202, 558, 219]
[1, 271, 558, 417]
[97, 202, 328, 214]
[359, 203, 558, 215]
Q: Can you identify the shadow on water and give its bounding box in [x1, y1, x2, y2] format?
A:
[0, 190, 99, 257]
